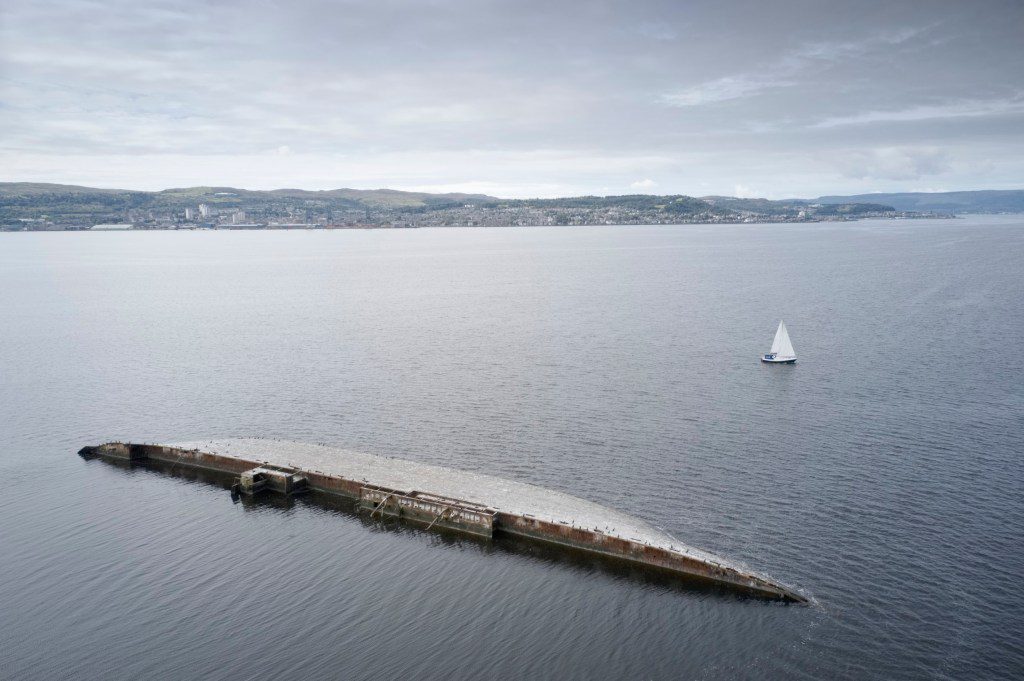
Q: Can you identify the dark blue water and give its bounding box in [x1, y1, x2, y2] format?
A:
[1, 218, 1022, 680]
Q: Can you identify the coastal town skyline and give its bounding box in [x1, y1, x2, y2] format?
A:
[10, 181, 1022, 231]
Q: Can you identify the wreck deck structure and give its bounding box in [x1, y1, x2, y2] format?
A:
[78, 439, 806, 603]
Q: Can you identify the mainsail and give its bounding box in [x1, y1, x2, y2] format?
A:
[770, 321, 796, 358]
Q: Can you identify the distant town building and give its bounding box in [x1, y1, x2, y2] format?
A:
[185, 207, 194, 221]
[199, 203, 210, 218]
[231, 210, 246, 224]
[90, 223, 133, 230]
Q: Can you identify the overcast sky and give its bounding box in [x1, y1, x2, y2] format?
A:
[1, 0, 1022, 198]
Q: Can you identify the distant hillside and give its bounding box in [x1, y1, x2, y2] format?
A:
[0, 183, 494, 209]
[815, 190, 1024, 213]
[0, 182, 918, 230]
[0, 182, 500, 227]
[0, 182, 132, 196]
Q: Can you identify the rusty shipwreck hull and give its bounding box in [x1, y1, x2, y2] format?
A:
[78, 442, 807, 603]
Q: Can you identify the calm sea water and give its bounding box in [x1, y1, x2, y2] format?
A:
[1, 217, 1022, 680]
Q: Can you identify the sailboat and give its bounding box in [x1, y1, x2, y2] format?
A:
[761, 321, 796, 364]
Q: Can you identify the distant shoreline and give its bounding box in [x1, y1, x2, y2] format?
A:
[1, 213, 966, 233]
[8, 182, 1008, 232]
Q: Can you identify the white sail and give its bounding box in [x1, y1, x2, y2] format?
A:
[770, 321, 796, 358]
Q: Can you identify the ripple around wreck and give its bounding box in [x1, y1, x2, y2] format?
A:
[175, 438, 746, 572]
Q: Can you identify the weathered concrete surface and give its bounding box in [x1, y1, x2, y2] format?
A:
[78, 439, 807, 602]
[174, 439, 712, 557]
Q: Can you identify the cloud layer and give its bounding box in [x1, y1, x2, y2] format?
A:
[1, 0, 1022, 197]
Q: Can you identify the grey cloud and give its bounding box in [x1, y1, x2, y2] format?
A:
[662, 26, 932, 109]
[1, 0, 1022, 196]
[661, 75, 798, 107]
[833, 147, 952, 181]
[813, 96, 1024, 128]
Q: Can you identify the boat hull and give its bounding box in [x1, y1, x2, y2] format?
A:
[761, 356, 796, 364]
